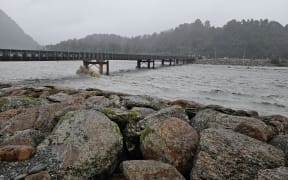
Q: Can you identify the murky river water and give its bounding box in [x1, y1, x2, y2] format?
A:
[0, 61, 287, 116]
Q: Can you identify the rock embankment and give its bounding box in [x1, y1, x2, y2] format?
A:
[0, 83, 287, 179]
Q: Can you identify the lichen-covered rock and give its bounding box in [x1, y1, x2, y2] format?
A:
[121, 160, 185, 180]
[256, 167, 288, 180]
[131, 107, 155, 120]
[121, 95, 168, 110]
[47, 92, 71, 102]
[0, 145, 35, 161]
[204, 104, 258, 117]
[0, 95, 85, 134]
[45, 110, 123, 179]
[168, 99, 204, 109]
[192, 109, 273, 141]
[141, 117, 199, 174]
[269, 134, 288, 162]
[100, 108, 140, 130]
[24, 171, 51, 180]
[0, 129, 45, 147]
[0, 96, 45, 112]
[260, 115, 288, 136]
[122, 106, 189, 159]
[139, 105, 189, 129]
[85, 96, 111, 109]
[191, 129, 285, 179]
[234, 121, 272, 142]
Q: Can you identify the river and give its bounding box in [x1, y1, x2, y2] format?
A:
[0, 61, 287, 116]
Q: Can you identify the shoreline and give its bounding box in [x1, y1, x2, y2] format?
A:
[0, 83, 288, 179]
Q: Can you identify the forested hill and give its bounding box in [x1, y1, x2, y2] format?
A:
[0, 9, 40, 50]
[47, 19, 288, 59]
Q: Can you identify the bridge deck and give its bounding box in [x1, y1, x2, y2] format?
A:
[0, 49, 194, 61]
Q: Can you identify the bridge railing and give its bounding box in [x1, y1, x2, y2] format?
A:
[0, 49, 194, 61]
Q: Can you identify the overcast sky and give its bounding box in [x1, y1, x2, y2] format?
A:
[1, 0, 287, 45]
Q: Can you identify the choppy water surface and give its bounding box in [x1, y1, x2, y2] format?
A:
[0, 61, 287, 116]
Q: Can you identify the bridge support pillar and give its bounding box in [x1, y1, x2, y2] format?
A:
[137, 60, 142, 69]
[82, 60, 110, 75]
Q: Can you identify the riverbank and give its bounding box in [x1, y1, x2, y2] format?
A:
[194, 58, 274, 66]
[0, 83, 288, 179]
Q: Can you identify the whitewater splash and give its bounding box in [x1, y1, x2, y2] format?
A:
[76, 65, 100, 78]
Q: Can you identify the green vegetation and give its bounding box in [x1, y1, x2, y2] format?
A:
[140, 128, 154, 141]
[100, 108, 113, 115]
[47, 19, 288, 60]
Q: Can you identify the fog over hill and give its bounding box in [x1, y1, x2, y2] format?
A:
[47, 19, 288, 59]
[0, 9, 39, 50]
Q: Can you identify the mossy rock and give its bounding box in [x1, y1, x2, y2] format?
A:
[0, 95, 44, 112]
[140, 128, 154, 142]
[100, 108, 140, 130]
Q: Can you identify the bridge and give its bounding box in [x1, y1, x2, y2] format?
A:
[0, 49, 195, 75]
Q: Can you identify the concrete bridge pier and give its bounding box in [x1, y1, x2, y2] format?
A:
[137, 59, 155, 69]
[83, 60, 110, 75]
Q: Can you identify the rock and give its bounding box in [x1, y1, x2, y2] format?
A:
[47, 92, 71, 102]
[0, 129, 45, 147]
[256, 167, 288, 180]
[0, 109, 22, 122]
[24, 171, 51, 180]
[122, 106, 189, 159]
[0, 83, 11, 89]
[0, 145, 35, 161]
[14, 173, 28, 180]
[234, 120, 271, 142]
[122, 95, 167, 110]
[139, 105, 189, 129]
[205, 104, 258, 117]
[168, 99, 203, 109]
[269, 134, 288, 162]
[260, 115, 288, 136]
[0, 96, 44, 112]
[131, 107, 155, 120]
[28, 164, 47, 174]
[121, 160, 185, 180]
[100, 108, 140, 130]
[45, 110, 123, 179]
[191, 129, 285, 179]
[85, 96, 111, 109]
[141, 117, 199, 174]
[109, 95, 121, 108]
[192, 109, 273, 141]
[1, 95, 85, 134]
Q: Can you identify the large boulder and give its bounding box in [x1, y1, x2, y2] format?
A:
[141, 117, 199, 174]
[192, 109, 273, 141]
[269, 134, 288, 162]
[256, 167, 288, 180]
[121, 95, 168, 110]
[139, 105, 189, 128]
[121, 160, 185, 180]
[44, 110, 123, 179]
[191, 128, 285, 179]
[0, 129, 45, 147]
[0, 95, 85, 135]
[260, 115, 288, 136]
[24, 171, 51, 180]
[0, 96, 45, 112]
[0, 145, 35, 161]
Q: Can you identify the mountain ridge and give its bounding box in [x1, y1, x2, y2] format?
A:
[0, 9, 40, 50]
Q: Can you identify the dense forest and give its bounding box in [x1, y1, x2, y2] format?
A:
[47, 19, 288, 59]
